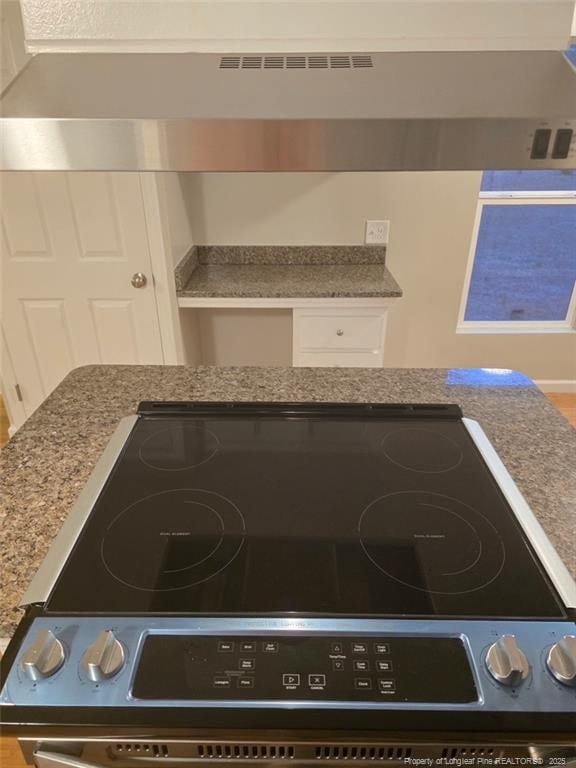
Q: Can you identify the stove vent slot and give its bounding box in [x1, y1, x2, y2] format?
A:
[219, 55, 373, 70]
[441, 747, 499, 758]
[315, 746, 413, 760]
[196, 744, 295, 760]
[114, 743, 169, 757]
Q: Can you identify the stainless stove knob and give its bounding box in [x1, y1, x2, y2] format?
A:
[485, 634, 530, 687]
[547, 635, 576, 687]
[82, 630, 125, 682]
[21, 629, 66, 681]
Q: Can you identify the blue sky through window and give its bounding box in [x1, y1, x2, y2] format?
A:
[481, 171, 576, 193]
[464, 203, 576, 322]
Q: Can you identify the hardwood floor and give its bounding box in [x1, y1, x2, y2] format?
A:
[0, 395, 9, 449]
[0, 736, 27, 768]
[546, 392, 576, 427]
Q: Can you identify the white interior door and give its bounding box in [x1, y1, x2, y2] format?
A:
[1, 172, 164, 425]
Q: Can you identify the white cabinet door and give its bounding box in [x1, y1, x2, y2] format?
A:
[1, 172, 164, 425]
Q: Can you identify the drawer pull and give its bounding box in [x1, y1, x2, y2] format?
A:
[336, 329, 344, 336]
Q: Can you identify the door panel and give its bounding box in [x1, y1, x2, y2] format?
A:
[21, 299, 75, 395]
[1, 171, 164, 426]
[2, 173, 52, 261]
[89, 299, 140, 364]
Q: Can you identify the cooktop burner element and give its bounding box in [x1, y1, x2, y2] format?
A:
[358, 491, 505, 594]
[101, 489, 245, 591]
[139, 424, 220, 471]
[381, 428, 463, 473]
[45, 402, 565, 619]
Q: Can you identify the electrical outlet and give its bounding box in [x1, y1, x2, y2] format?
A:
[365, 219, 390, 245]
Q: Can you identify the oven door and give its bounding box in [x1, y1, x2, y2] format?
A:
[19, 735, 576, 767]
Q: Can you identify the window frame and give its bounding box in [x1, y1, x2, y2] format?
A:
[457, 192, 576, 335]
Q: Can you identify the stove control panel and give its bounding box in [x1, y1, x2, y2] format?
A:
[2, 618, 576, 713]
[133, 635, 476, 703]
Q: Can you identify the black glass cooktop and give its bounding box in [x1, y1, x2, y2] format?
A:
[46, 402, 565, 618]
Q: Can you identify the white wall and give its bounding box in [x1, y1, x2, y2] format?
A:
[18, 0, 575, 53]
[182, 172, 576, 381]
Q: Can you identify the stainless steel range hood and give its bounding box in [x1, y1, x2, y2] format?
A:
[1, 50, 575, 171]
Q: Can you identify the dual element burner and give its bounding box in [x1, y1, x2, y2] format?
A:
[101, 423, 504, 595]
[358, 491, 505, 595]
[102, 489, 245, 592]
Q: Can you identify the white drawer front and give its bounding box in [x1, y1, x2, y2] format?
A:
[296, 311, 385, 352]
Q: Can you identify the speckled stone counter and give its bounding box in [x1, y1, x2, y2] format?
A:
[175, 246, 402, 299]
[1, 365, 574, 638]
[178, 263, 402, 299]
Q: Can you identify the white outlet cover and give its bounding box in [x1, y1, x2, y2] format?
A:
[365, 219, 390, 245]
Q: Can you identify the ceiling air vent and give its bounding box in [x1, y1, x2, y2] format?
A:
[219, 55, 373, 70]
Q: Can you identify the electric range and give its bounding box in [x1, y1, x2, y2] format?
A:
[1, 401, 575, 766]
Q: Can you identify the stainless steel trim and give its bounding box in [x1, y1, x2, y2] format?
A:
[34, 751, 102, 768]
[20, 415, 138, 606]
[1, 51, 575, 171]
[463, 417, 576, 609]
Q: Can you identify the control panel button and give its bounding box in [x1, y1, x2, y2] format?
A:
[377, 660, 393, 672]
[546, 635, 576, 687]
[82, 630, 125, 682]
[309, 674, 326, 687]
[354, 677, 372, 690]
[282, 673, 300, 687]
[485, 635, 530, 687]
[551, 129, 573, 160]
[240, 641, 256, 652]
[262, 641, 279, 653]
[330, 642, 344, 655]
[213, 675, 231, 689]
[352, 642, 368, 654]
[239, 658, 255, 671]
[217, 641, 234, 653]
[378, 678, 396, 694]
[332, 660, 345, 671]
[21, 629, 66, 681]
[531, 128, 552, 159]
[374, 643, 390, 654]
[353, 660, 370, 672]
[237, 676, 255, 689]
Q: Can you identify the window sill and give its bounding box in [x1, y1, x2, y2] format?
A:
[457, 322, 575, 335]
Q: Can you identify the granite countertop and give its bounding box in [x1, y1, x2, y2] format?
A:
[175, 246, 403, 299]
[1, 365, 575, 639]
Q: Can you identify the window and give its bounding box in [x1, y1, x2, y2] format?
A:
[458, 171, 576, 333]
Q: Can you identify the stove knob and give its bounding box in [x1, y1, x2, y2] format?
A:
[21, 629, 66, 681]
[82, 630, 125, 682]
[547, 635, 576, 687]
[485, 635, 530, 687]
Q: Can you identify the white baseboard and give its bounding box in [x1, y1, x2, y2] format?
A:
[8, 424, 18, 439]
[535, 379, 576, 393]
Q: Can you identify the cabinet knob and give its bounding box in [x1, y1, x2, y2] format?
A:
[336, 328, 344, 336]
[131, 272, 147, 289]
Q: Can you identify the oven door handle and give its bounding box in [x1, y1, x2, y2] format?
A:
[34, 750, 104, 768]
